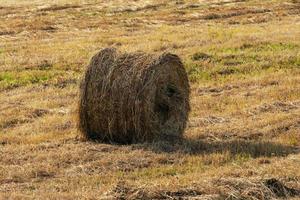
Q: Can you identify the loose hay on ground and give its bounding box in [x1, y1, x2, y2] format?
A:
[78, 48, 190, 144]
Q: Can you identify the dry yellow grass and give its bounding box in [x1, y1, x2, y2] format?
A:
[0, 0, 300, 199]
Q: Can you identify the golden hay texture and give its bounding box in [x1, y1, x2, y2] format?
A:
[78, 48, 190, 143]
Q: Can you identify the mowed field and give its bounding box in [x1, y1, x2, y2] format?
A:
[0, 0, 300, 199]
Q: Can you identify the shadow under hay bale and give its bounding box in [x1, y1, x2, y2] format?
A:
[78, 48, 190, 144]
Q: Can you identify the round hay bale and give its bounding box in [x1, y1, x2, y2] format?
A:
[78, 48, 190, 144]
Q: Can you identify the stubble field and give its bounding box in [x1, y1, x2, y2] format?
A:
[0, 0, 300, 199]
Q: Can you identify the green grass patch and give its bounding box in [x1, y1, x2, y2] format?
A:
[218, 42, 299, 53]
[0, 70, 65, 90]
[187, 41, 300, 83]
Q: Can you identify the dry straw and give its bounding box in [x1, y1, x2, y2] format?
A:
[78, 48, 190, 144]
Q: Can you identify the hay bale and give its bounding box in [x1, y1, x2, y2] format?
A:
[78, 48, 190, 144]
